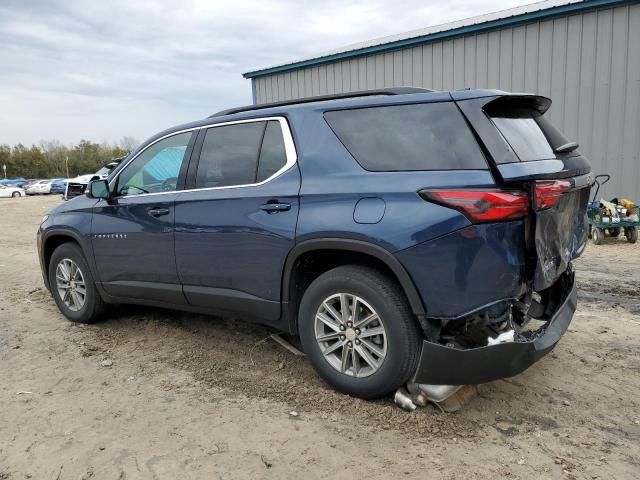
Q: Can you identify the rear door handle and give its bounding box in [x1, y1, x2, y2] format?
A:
[148, 207, 170, 217]
[260, 202, 291, 213]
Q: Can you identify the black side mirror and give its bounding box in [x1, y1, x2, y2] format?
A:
[87, 179, 111, 200]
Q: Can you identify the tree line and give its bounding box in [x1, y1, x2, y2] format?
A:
[0, 137, 139, 179]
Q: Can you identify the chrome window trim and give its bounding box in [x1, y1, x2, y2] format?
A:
[109, 116, 297, 198]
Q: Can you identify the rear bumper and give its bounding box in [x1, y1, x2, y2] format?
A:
[413, 274, 577, 385]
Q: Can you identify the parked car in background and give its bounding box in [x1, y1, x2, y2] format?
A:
[50, 178, 67, 194]
[0, 177, 27, 188]
[22, 179, 42, 190]
[25, 179, 52, 195]
[64, 159, 124, 200]
[0, 184, 25, 198]
[63, 174, 98, 199]
[38, 88, 591, 401]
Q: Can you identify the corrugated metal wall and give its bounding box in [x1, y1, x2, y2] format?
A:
[255, 2, 640, 200]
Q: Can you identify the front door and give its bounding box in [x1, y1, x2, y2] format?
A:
[174, 118, 300, 323]
[92, 131, 195, 304]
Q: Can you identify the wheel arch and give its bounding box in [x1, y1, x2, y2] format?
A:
[41, 230, 91, 289]
[282, 238, 425, 333]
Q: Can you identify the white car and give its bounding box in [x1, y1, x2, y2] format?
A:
[25, 180, 52, 195]
[0, 184, 26, 198]
[64, 162, 122, 200]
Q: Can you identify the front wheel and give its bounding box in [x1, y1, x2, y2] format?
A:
[298, 265, 420, 399]
[11, 191, 20, 198]
[626, 227, 638, 244]
[49, 243, 107, 323]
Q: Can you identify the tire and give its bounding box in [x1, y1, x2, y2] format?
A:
[592, 227, 604, 245]
[11, 191, 20, 198]
[626, 227, 638, 244]
[48, 243, 106, 323]
[298, 265, 420, 400]
[609, 227, 621, 237]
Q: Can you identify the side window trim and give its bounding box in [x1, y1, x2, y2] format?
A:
[111, 116, 297, 198]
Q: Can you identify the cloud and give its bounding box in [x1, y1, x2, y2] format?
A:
[0, 0, 529, 145]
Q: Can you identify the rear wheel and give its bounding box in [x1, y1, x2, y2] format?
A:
[608, 227, 621, 237]
[592, 227, 604, 245]
[298, 265, 420, 399]
[11, 191, 20, 198]
[626, 227, 638, 244]
[49, 243, 106, 323]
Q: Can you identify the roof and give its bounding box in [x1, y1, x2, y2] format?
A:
[138, 88, 507, 150]
[243, 0, 628, 78]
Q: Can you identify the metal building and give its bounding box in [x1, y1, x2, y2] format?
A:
[243, 0, 640, 200]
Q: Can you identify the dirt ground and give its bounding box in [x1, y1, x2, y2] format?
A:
[1, 195, 639, 479]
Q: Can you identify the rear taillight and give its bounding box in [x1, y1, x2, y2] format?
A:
[534, 180, 571, 210]
[419, 189, 530, 222]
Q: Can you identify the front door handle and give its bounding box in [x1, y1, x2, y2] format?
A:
[148, 207, 170, 217]
[260, 202, 291, 213]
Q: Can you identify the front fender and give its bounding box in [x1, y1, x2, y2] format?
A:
[39, 215, 97, 292]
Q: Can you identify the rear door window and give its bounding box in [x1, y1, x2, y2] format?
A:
[195, 120, 291, 188]
[195, 122, 265, 188]
[324, 102, 487, 171]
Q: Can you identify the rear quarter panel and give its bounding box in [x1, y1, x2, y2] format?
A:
[289, 108, 495, 250]
[395, 222, 527, 319]
[290, 107, 527, 319]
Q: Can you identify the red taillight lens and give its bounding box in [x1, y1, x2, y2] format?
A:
[420, 189, 530, 222]
[534, 180, 571, 210]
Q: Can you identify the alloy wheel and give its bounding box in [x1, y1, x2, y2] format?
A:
[314, 293, 387, 378]
[55, 258, 87, 311]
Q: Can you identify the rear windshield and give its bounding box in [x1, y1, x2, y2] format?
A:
[324, 102, 487, 171]
[490, 112, 578, 162]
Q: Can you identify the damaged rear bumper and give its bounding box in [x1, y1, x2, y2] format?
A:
[413, 274, 577, 385]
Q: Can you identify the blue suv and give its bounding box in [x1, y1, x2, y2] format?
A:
[38, 88, 591, 399]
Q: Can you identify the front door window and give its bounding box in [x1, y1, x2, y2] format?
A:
[116, 132, 192, 196]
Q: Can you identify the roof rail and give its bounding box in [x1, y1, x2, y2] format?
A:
[209, 87, 435, 117]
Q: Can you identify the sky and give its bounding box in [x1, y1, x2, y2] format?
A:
[0, 0, 532, 146]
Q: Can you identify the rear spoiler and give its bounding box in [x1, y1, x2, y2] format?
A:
[482, 95, 551, 117]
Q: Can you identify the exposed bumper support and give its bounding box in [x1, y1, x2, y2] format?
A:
[413, 275, 577, 385]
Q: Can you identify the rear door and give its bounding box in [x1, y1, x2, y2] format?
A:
[455, 94, 592, 290]
[174, 117, 299, 323]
